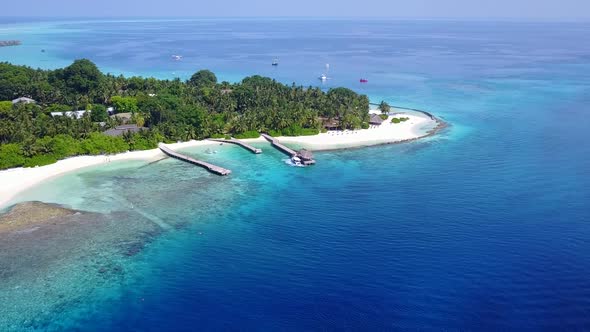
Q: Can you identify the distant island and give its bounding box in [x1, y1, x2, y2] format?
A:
[0, 40, 21, 47]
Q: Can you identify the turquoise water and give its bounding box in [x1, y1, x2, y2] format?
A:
[1, 19, 590, 330]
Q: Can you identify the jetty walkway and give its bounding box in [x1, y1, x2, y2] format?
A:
[158, 143, 231, 176]
[209, 138, 262, 154]
[261, 133, 316, 165]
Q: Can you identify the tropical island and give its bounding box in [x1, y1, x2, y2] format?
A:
[0, 59, 373, 167]
[0, 59, 442, 206]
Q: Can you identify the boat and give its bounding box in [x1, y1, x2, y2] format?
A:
[360, 78, 368, 83]
[171, 55, 183, 61]
[318, 63, 330, 81]
[272, 58, 279, 66]
[291, 156, 303, 166]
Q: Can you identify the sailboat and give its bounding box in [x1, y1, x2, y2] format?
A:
[272, 58, 279, 66]
[319, 63, 330, 81]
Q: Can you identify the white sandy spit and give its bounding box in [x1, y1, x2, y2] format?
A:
[0, 111, 439, 208]
[265, 111, 438, 150]
[0, 140, 219, 208]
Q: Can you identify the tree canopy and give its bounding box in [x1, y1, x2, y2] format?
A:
[0, 60, 370, 169]
[189, 69, 217, 87]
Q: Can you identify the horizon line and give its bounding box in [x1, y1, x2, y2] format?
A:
[0, 16, 589, 23]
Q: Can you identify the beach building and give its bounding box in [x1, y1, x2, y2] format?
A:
[321, 117, 340, 130]
[103, 124, 146, 137]
[11, 97, 35, 104]
[50, 110, 91, 119]
[369, 114, 384, 126]
[296, 149, 315, 164]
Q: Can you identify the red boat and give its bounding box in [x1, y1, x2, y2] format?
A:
[360, 78, 368, 83]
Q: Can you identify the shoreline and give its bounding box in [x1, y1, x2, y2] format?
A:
[0, 140, 218, 209]
[297, 116, 448, 153]
[0, 110, 445, 209]
[263, 110, 443, 151]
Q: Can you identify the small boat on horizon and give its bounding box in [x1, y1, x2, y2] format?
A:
[171, 55, 183, 61]
[318, 63, 330, 81]
[272, 58, 279, 66]
[360, 78, 368, 83]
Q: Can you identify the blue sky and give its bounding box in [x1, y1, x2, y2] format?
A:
[2, 0, 589, 20]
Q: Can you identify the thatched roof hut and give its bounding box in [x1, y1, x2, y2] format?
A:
[320, 117, 340, 130]
[369, 114, 384, 125]
[297, 149, 314, 161]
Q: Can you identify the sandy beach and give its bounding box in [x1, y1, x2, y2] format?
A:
[0, 111, 441, 208]
[0, 140, 218, 208]
[271, 111, 440, 150]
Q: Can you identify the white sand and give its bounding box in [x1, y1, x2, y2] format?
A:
[0, 111, 439, 208]
[0, 140, 218, 208]
[264, 112, 438, 150]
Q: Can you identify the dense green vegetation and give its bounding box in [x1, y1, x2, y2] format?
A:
[0, 60, 370, 169]
[391, 117, 410, 124]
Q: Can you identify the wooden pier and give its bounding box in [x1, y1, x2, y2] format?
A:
[158, 143, 231, 176]
[260, 133, 316, 165]
[209, 138, 262, 154]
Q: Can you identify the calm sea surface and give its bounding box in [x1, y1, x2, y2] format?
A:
[1, 18, 590, 331]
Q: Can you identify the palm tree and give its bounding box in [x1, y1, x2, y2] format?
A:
[379, 101, 391, 115]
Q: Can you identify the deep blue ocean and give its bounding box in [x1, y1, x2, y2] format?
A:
[1, 19, 590, 331]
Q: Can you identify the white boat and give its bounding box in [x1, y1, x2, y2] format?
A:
[318, 63, 330, 81]
[291, 156, 303, 166]
[171, 55, 183, 61]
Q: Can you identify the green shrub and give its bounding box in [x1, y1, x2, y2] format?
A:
[361, 122, 369, 129]
[391, 117, 410, 124]
[379, 114, 389, 120]
[127, 134, 157, 151]
[279, 124, 320, 137]
[210, 133, 226, 139]
[268, 130, 282, 137]
[299, 128, 320, 136]
[80, 132, 129, 155]
[0, 143, 25, 169]
[50, 134, 81, 158]
[23, 154, 58, 167]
